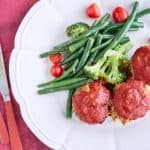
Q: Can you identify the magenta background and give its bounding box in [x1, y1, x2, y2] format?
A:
[0, 0, 52, 149]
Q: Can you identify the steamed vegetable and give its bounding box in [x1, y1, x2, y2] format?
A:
[38, 79, 93, 94]
[50, 64, 64, 78]
[55, 21, 110, 49]
[76, 38, 95, 72]
[66, 89, 75, 118]
[112, 6, 128, 23]
[86, 3, 101, 18]
[84, 42, 133, 84]
[95, 1, 139, 61]
[40, 20, 110, 58]
[84, 50, 126, 84]
[37, 1, 150, 121]
[66, 22, 89, 37]
[38, 59, 79, 87]
[49, 53, 62, 64]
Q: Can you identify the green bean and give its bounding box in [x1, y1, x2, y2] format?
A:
[98, 1, 139, 58]
[63, 51, 71, 60]
[91, 13, 110, 27]
[91, 35, 129, 57]
[38, 60, 78, 87]
[38, 79, 93, 94]
[66, 89, 75, 118]
[39, 8, 150, 58]
[69, 39, 87, 52]
[87, 34, 103, 65]
[40, 48, 67, 58]
[61, 47, 84, 65]
[40, 20, 109, 58]
[64, 61, 73, 70]
[94, 36, 130, 62]
[91, 20, 100, 27]
[131, 21, 144, 28]
[108, 2, 139, 48]
[103, 20, 143, 34]
[91, 38, 113, 52]
[119, 36, 130, 44]
[76, 38, 95, 71]
[136, 8, 150, 19]
[128, 27, 139, 32]
[69, 34, 113, 52]
[99, 13, 111, 24]
[95, 34, 103, 45]
[75, 70, 84, 77]
[102, 34, 114, 40]
[40, 77, 87, 89]
[54, 21, 110, 49]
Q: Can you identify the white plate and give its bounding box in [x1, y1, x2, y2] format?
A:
[9, 0, 150, 150]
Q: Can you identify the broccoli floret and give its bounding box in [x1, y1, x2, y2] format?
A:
[66, 22, 89, 37]
[85, 50, 127, 84]
[115, 41, 133, 55]
[84, 41, 133, 84]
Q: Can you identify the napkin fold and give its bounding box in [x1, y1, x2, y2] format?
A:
[0, 0, 51, 149]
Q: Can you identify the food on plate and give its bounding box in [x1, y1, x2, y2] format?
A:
[112, 6, 128, 23]
[113, 79, 150, 120]
[66, 22, 90, 38]
[85, 49, 127, 84]
[72, 81, 111, 124]
[50, 64, 64, 78]
[38, 78, 93, 95]
[131, 45, 150, 84]
[86, 3, 101, 19]
[84, 42, 132, 84]
[49, 53, 62, 64]
[38, 1, 150, 124]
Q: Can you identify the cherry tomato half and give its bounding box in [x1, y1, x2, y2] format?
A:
[49, 53, 62, 64]
[112, 6, 128, 23]
[86, 3, 101, 18]
[50, 64, 64, 78]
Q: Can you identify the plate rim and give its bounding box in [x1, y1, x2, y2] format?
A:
[9, 0, 65, 149]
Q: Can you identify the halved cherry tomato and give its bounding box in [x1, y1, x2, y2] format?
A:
[112, 6, 128, 23]
[50, 64, 64, 78]
[86, 3, 101, 18]
[49, 53, 62, 64]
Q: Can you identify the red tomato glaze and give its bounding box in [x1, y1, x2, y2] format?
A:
[114, 79, 150, 120]
[132, 45, 150, 84]
[72, 81, 110, 124]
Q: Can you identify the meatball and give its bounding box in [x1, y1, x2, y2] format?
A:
[72, 81, 111, 124]
[114, 79, 150, 120]
[131, 45, 150, 84]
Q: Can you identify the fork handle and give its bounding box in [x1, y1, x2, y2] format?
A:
[0, 112, 9, 144]
[5, 101, 23, 150]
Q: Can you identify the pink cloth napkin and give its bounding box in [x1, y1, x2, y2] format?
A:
[0, 0, 52, 149]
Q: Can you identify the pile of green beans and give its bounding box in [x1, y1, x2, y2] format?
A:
[38, 2, 150, 118]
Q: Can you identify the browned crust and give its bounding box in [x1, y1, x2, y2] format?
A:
[109, 100, 130, 125]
